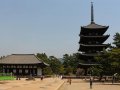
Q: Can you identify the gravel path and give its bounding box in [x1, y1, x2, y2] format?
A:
[59, 79, 120, 90]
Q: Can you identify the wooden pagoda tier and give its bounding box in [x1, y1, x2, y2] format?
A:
[80, 23, 109, 35]
[79, 43, 110, 52]
[79, 35, 110, 44]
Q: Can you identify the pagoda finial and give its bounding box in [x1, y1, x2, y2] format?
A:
[91, 2, 95, 24]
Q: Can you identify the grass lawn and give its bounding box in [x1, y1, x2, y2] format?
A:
[0, 76, 15, 80]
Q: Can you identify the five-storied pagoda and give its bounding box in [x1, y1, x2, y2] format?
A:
[78, 2, 110, 75]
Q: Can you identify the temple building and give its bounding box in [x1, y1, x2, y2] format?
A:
[0, 54, 48, 76]
[78, 2, 110, 75]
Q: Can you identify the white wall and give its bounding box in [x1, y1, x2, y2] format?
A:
[37, 67, 42, 76]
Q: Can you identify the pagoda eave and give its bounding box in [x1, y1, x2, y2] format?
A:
[80, 35, 110, 38]
[80, 26, 109, 35]
[80, 44, 109, 47]
[80, 53, 99, 56]
[78, 44, 109, 51]
[77, 63, 100, 68]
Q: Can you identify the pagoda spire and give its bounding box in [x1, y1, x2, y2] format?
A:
[91, 2, 95, 24]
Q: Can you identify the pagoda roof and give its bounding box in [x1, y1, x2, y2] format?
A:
[80, 35, 110, 38]
[78, 63, 100, 68]
[81, 23, 109, 29]
[79, 63, 100, 66]
[78, 44, 109, 51]
[79, 35, 110, 43]
[80, 44, 109, 47]
[0, 54, 49, 66]
[80, 53, 98, 57]
[80, 26, 109, 35]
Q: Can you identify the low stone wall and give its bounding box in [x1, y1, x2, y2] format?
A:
[62, 76, 114, 82]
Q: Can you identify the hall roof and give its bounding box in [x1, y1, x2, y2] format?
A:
[0, 54, 48, 65]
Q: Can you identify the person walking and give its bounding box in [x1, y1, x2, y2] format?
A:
[69, 77, 71, 85]
[40, 75, 44, 81]
[67, 77, 72, 85]
[90, 77, 93, 89]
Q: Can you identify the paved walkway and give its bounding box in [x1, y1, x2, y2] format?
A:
[59, 79, 120, 90]
[0, 78, 64, 90]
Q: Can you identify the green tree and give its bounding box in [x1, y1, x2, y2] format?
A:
[36, 53, 49, 63]
[62, 53, 83, 75]
[49, 56, 64, 75]
[62, 54, 73, 75]
[96, 48, 120, 76]
[36, 53, 53, 75]
[43, 67, 53, 75]
[59, 65, 65, 75]
[113, 32, 120, 48]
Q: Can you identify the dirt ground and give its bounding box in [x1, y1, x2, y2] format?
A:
[0, 77, 64, 90]
[0, 78, 120, 90]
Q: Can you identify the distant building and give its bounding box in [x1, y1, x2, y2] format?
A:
[0, 54, 48, 76]
[78, 2, 110, 75]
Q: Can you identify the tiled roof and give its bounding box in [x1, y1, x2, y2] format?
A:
[0, 54, 43, 64]
[82, 23, 108, 29]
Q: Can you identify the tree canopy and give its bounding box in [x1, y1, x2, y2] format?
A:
[113, 32, 120, 48]
[95, 32, 120, 76]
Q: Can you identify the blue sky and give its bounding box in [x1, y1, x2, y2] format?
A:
[0, 0, 119, 58]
